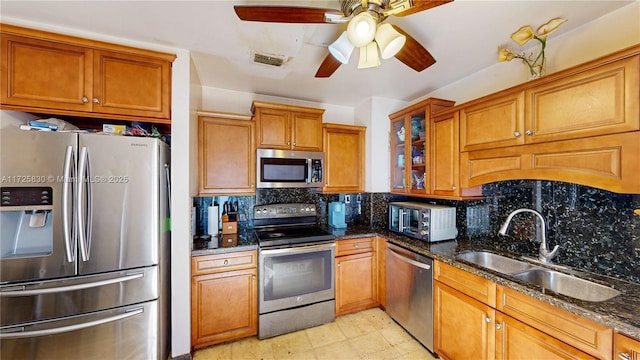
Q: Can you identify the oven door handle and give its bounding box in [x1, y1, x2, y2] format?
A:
[259, 242, 335, 255]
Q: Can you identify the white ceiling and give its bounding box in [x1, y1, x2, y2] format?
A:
[0, 0, 634, 107]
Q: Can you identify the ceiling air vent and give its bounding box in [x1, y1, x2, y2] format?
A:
[253, 52, 287, 67]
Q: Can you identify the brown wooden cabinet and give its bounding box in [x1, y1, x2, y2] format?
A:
[495, 312, 598, 360]
[460, 131, 640, 194]
[191, 250, 258, 349]
[389, 98, 455, 196]
[457, 46, 640, 194]
[434, 261, 614, 360]
[0, 24, 174, 122]
[460, 52, 639, 152]
[335, 237, 378, 316]
[321, 123, 366, 193]
[615, 333, 640, 360]
[252, 101, 324, 151]
[434, 281, 496, 360]
[497, 285, 613, 360]
[198, 112, 255, 195]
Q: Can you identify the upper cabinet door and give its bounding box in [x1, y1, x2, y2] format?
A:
[255, 107, 291, 149]
[93, 50, 171, 119]
[198, 114, 256, 195]
[291, 111, 323, 151]
[1, 34, 93, 112]
[525, 55, 640, 144]
[252, 101, 324, 151]
[460, 91, 526, 152]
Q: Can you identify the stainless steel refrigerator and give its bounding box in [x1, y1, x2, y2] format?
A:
[0, 127, 171, 360]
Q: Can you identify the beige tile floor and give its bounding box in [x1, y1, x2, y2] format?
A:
[193, 308, 437, 360]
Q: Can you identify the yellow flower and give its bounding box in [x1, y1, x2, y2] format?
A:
[537, 18, 567, 38]
[510, 25, 534, 46]
[497, 48, 514, 62]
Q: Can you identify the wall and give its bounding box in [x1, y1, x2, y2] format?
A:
[419, 1, 640, 104]
[200, 86, 354, 124]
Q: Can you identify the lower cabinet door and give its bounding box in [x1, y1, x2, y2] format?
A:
[495, 312, 598, 360]
[191, 268, 257, 348]
[335, 251, 377, 315]
[434, 281, 495, 360]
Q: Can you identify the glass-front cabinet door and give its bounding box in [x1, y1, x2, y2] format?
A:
[390, 117, 407, 192]
[389, 98, 455, 196]
[390, 111, 428, 195]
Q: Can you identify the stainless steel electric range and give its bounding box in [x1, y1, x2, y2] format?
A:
[253, 203, 336, 339]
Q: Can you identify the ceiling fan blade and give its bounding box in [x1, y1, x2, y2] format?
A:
[315, 53, 342, 78]
[392, 25, 436, 72]
[394, 0, 453, 17]
[234, 6, 342, 23]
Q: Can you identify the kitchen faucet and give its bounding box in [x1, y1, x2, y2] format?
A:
[498, 208, 559, 263]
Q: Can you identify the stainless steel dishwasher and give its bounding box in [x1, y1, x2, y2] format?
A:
[386, 242, 435, 353]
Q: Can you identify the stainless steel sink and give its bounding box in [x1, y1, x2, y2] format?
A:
[455, 251, 535, 275]
[455, 251, 621, 302]
[511, 268, 621, 302]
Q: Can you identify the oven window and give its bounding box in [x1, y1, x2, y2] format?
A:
[262, 249, 332, 301]
[407, 208, 420, 234]
[261, 158, 307, 182]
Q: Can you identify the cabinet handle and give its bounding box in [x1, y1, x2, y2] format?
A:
[287, 142, 291, 145]
[293, 142, 296, 146]
[251, 184, 254, 187]
[618, 353, 631, 360]
[484, 316, 492, 323]
[81, 97, 89, 103]
[525, 129, 533, 136]
[452, 186, 456, 190]
[513, 131, 521, 137]
[337, 263, 341, 267]
[354, 244, 359, 248]
[496, 324, 502, 330]
[252, 275, 256, 280]
[223, 259, 229, 265]
[92, 98, 100, 104]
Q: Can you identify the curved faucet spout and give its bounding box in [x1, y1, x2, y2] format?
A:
[498, 208, 559, 263]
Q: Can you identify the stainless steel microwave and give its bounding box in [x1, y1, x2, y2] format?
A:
[389, 202, 458, 242]
[256, 149, 324, 188]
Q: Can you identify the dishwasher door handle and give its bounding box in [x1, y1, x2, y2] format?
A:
[388, 246, 432, 270]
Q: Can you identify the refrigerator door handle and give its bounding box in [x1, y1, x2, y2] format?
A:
[77, 146, 92, 262]
[0, 307, 144, 339]
[0, 272, 144, 297]
[164, 163, 171, 212]
[62, 145, 76, 262]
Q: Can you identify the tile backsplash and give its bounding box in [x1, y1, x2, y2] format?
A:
[193, 180, 639, 284]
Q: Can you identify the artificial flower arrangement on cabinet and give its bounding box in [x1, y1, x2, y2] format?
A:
[498, 17, 567, 78]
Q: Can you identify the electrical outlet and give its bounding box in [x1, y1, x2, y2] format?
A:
[356, 194, 362, 204]
[345, 195, 351, 204]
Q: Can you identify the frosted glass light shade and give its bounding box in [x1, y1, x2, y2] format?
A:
[357, 42, 380, 69]
[375, 23, 406, 59]
[328, 31, 355, 64]
[347, 12, 377, 47]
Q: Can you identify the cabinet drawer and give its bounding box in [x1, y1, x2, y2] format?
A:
[192, 250, 257, 275]
[434, 261, 496, 307]
[336, 237, 375, 256]
[497, 285, 613, 360]
[615, 333, 640, 360]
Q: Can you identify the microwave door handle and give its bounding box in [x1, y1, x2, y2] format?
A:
[398, 209, 405, 232]
[306, 159, 312, 183]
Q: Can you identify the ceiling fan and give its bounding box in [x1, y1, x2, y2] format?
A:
[234, 0, 453, 77]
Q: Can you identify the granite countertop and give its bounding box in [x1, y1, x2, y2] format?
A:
[190, 224, 640, 339]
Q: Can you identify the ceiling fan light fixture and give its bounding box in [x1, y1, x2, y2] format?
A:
[347, 12, 377, 47]
[375, 23, 406, 59]
[357, 41, 381, 69]
[328, 31, 355, 64]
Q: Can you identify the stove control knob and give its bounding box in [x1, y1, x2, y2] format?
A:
[310, 207, 315, 212]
